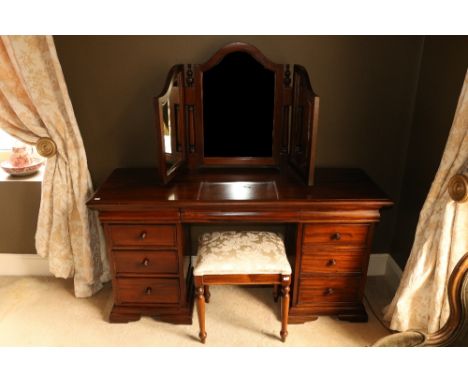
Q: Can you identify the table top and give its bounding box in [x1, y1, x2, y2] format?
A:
[88, 167, 392, 211]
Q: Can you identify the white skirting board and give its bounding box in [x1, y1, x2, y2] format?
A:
[0, 253, 402, 281]
[0, 253, 51, 276]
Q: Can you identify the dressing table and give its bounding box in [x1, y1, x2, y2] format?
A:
[88, 42, 392, 325]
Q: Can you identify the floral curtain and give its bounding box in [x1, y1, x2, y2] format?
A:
[0, 35, 110, 297]
[384, 70, 468, 333]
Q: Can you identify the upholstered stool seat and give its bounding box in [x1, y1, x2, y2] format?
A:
[193, 231, 292, 344]
[194, 231, 292, 276]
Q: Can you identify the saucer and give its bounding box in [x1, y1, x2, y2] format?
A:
[1, 157, 44, 177]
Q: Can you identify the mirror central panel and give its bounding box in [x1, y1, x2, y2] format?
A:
[202, 51, 275, 158]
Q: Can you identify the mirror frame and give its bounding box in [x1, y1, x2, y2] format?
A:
[154, 42, 320, 186]
[154, 65, 186, 184]
[289, 65, 320, 186]
[193, 42, 285, 168]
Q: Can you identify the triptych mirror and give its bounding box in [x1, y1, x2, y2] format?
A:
[154, 42, 319, 186]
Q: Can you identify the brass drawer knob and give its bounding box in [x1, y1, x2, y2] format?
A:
[331, 232, 341, 241]
[142, 258, 150, 267]
[325, 288, 334, 296]
[145, 287, 152, 295]
[327, 259, 337, 266]
[140, 231, 147, 240]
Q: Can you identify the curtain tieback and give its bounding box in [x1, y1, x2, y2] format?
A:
[448, 174, 468, 203]
[36, 137, 57, 158]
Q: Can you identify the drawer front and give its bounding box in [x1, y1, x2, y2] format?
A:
[298, 276, 361, 304]
[113, 250, 179, 275]
[301, 247, 365, 273]
[303, 224, 368, 246]
[109, 225, 177, 247]
[115, 278, 180, 304]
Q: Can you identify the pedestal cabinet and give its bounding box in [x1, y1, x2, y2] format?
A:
[289, 223, 374, 323]
[101, 216, 193, 324]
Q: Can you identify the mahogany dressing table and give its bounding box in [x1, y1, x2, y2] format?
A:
[87, 43, 392, 325]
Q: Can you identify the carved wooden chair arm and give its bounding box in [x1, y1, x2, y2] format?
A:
[373, 172, 468, 346]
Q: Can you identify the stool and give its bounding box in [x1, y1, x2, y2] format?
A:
[193, 231, 292, 344]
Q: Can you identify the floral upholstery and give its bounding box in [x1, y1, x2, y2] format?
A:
[193, 231, 292, 276]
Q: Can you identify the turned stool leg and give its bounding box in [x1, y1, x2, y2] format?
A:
[280, 284, 290, 342]
[195, 285, 207, 344]
[204, 285, 211, 303]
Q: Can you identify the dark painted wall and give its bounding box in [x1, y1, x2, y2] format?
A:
[10, 35, 462, 258]
[0, 179, 41, 253]
[391, 36, 468, 269]
[53, 35, 424, 253]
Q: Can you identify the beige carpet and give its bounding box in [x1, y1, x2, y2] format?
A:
[0, 276, 391, 346]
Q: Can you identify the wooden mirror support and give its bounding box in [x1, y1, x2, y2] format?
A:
[154, 42, 319, 185]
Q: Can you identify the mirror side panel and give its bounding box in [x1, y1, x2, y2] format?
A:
[288, 65, 319, 186]
[154, 65, 186, 184]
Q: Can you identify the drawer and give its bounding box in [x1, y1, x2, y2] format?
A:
[298, 276, 361, 304]
[109, 224, 177, 247]
[115, 278, 180, 304]
[113, 250, 179, 275]
[301, 247, 365, 273]
[303, 224, 368, 246]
